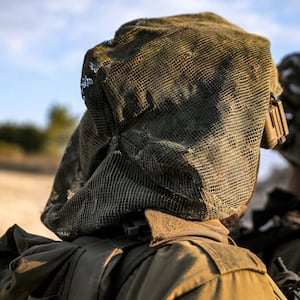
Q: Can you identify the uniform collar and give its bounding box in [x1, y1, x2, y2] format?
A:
[145, 209, 231, 246]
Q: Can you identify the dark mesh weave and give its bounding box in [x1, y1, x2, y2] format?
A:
[41, 12, 282, 240]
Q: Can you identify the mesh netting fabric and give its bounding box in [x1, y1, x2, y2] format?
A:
[41, 12, 282, 240]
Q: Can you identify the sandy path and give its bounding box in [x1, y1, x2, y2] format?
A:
[0, 169, 58, 239]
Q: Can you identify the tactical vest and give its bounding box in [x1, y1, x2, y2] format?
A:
[0, 224, 155, 300]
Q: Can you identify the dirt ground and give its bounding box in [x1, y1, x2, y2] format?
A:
[0, 169, 58, 239]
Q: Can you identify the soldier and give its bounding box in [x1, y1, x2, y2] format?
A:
[268, 53, 300, 276]
[276, 52, 300, 199]
[0, 12, 287, 299]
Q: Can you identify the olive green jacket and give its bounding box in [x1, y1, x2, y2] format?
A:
[0, 211, 286, 299]
[115, 210, 286, 300]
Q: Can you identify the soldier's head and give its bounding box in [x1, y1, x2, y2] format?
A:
[41, 12, 285, 239]
[277, 53, 300, 167]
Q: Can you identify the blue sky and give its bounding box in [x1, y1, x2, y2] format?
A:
[1, 0, 300, 179]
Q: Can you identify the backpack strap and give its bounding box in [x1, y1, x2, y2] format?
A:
[64, 235, 144, 300]
[109, 242, 160, 299]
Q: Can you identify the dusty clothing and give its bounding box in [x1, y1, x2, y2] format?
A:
[0, 211, 286, 299]
[116, 210, 285, 299]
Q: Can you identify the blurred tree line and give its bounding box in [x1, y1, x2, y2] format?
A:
[0, 105, 78, 156]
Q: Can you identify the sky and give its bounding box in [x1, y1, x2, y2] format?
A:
[1, 0, 300, 179]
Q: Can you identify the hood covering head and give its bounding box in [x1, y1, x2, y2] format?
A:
[41, 12, 282, 240]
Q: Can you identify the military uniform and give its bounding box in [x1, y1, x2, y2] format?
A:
[0, 210, 286, 299]
[0, 12, 287, 299]
[116, 210, 285, 300]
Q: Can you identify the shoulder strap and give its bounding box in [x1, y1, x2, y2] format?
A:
[63, 236, 144, 300]
[110, 242, 160, 299]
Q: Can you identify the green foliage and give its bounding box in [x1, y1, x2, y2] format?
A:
[45, 105, 78, 152]
[0, 141, 24, 158]
[0, 123, 47, 153]
[0, 104, 78, 155]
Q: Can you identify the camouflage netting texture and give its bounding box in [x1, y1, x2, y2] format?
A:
[41, 12, 282, 240]
[277, 53, 300, 166]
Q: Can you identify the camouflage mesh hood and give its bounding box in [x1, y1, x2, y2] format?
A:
[277, 53, 300, 166]
[41, 12, 282, 240]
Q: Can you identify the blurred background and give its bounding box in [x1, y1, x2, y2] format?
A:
[0, 0, 299, 238]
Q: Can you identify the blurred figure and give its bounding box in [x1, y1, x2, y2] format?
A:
[236, 53, 300, 299]
[276, 53, 300, 198]
[269, 53, 300, 275]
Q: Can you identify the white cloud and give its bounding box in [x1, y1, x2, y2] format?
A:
[0, 1, 63, 53]
[283, 0, 300, 12]
[42, 0, 92, 14]
[1, 0, 298, 177]
[0, 0, 299, 74]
